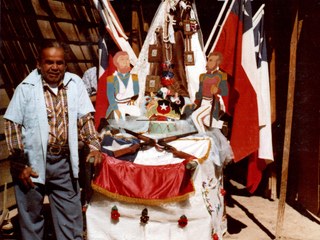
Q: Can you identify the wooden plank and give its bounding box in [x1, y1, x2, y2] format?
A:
[131, 10, 141, 57]
[0, 185, 15, 210]
[270, 48, 277, 124]
[0, 141, 9, 161]
[0, 160, 12, 186]
[275, 9, 302, 239]
[0, 89, 11, 110]
[0, 116, 5, 135]
[0, 183, 9, 227]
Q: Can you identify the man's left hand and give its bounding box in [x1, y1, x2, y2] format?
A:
[86, 150, 104, 167]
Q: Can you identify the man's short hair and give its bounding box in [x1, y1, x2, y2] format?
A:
[208, 52, 223, 66]
[113, 51, 129, 67]
[37, 40, 67, 61]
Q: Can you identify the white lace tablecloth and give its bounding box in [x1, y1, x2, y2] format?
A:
[86, 135, 231, 240]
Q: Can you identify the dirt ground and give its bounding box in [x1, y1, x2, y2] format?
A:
[223, 179, 320, 240]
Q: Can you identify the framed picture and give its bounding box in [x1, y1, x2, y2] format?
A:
[185, 51, 195, 66]
[145, 75, 161, 93]
[148, 44, 162, 62]
[183, 20, 193, 35]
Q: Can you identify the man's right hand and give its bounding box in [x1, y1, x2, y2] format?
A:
[18, 167, 39, 190]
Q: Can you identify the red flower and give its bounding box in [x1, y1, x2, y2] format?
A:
[82, 205, 87, 212]
[178, 215, 188, 227]
[220, 188, 226, 196]
[212, 233, 219, 240]
[111, 210, 120, 220]
[161, 62, 167, 69]
[111, 205, 120, 220]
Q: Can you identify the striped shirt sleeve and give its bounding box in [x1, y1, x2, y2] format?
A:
[4, 119, 24, 155]
[78, 113, 101, 151]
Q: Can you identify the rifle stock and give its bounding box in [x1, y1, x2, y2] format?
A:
[113, 143, 141, 158]
[160, 142, 195, 160]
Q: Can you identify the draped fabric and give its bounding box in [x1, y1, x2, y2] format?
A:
[93, 0, 137, 66]
[87, 134, 232, 240]
[155, 29, 190, 97]
[94, 54, 117, 129]
[213, 0, 259, 163]
[92, 153, 195, 205]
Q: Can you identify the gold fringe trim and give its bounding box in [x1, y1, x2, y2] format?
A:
[92, 178, 195, 206]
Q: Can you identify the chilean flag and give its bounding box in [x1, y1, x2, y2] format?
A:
[246, 6, 274, 193]
[214, 0, 259, 163]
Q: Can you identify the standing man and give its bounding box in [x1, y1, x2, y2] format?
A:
[191, 52, 228, 132]
[82, 66, 98, 105]
[105, 51, 141, 121]
[4, 40, 103, 240]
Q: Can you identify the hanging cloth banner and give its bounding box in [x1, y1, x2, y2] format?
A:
[94, 0, 138, 66]
[92, 153, 195, 205]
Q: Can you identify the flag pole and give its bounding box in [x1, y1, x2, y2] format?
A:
[209, 0, 236, 55]
[275, 8, 303, 239]
[204, 0, 229, 54]
[253, 4, 265, 22]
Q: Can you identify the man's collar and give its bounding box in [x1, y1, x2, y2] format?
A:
[42, 79, 65, 88]
[206, 70, 218, 75]
[117, 72, 130, 78]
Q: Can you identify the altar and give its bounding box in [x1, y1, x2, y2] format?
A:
[87, 0, 236, 239]
[86, 131, 232, 240]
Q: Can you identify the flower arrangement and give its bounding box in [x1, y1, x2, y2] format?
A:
[178, 214, 188, 227]
[212, 233, 219, 240]
[220, 188, 226, 196]
[140, 208, 149, 224]
[111, 205, 120, 220]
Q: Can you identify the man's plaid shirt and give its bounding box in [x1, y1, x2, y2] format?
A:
[5, 79, 101, 154]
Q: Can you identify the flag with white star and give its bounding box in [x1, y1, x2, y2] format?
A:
[214, 0, 259, 163]
[253, 7, 274, 162]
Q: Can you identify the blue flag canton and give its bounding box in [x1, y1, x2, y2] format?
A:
[231, 0, 253, 33]
[253, 13, 267, 69]
[98, 33, 109, 72]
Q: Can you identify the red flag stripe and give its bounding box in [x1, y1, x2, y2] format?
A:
[214, 1, 259, 162]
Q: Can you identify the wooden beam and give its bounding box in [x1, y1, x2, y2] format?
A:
[275, 8, 303, 239]
[0, 183, 9, 227]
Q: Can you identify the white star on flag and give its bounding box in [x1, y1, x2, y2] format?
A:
[160, 103, 168, 110]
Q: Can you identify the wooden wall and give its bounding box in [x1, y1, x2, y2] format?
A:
[0, 0, 100, 219]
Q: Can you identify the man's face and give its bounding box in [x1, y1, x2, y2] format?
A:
[37, 47, 67, 85]
[206, 55, 220, 72]
[117, 54, 130, 74]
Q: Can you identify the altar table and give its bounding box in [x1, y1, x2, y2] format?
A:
[86, 134, 231, 240]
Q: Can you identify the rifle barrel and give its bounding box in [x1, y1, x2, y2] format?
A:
[158, 131, 198, 143]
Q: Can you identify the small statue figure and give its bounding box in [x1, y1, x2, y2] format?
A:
[105, 51, 141, 121]
[191, 52, 228, 132]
